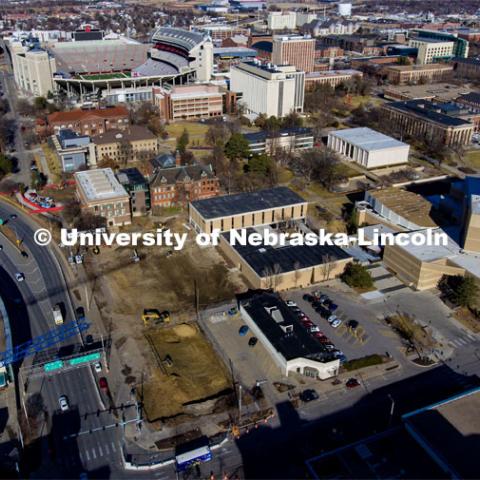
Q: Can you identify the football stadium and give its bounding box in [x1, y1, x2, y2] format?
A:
[49, 27, 213, 103]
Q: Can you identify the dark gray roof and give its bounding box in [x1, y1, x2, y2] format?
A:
[191, 187, 305, 220]
[151, 152, 176, 169]
[386, 99, 472, 127]
[150, 164, 215, 187]
[244, 127, 313, 144]
[240, 291, 335, 362]
[224, 228, 351, 276]
[152, 27, 207, 51]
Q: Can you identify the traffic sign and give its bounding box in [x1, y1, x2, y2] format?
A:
[44, 360, 64, 372]
[69, 352, 101, 366]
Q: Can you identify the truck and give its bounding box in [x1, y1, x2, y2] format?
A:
[53, 304, 64, 325]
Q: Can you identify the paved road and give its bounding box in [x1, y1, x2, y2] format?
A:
[0, 42, 31, 186]
[0, 202, 126, 478]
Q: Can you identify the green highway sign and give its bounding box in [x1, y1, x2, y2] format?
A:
[69, 352, 101, 366]
[44, 360, 64, 372]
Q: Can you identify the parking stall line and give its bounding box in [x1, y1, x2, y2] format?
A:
[85, 449, 91, 462]
[97, 445, 103, 457]
[91, 447, 97, 460]
[111, 441, 116, 452]
[103, 443, 110, 455]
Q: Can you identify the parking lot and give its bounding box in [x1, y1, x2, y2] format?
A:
[283, 283, 406, 365]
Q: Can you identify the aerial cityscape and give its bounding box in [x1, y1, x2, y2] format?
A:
[0, 0, 480, 478]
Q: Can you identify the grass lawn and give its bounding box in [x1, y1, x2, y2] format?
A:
[165, 121, 209, 141]
[40, 143, 61, 182]
[464, 150, 480, 170]
[336, 162, 360, 178]
[278, 166, 294, 184]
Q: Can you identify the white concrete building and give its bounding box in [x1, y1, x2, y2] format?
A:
[408, 38, 455, 64]
[267, 11, 297, 31]
[327, 127, 410, 169]
[296, 11, 318, 28]
[239, 292, 340, 379]
[9, 42, 57, 96]
[230, 61, 304, 117]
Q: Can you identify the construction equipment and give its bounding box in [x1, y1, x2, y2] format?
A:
[141, 309, 171, 326]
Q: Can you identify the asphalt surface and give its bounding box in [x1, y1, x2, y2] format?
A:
[0, 203, 125, 478]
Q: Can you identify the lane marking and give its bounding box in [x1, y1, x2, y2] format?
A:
[91, 447, 97, 460]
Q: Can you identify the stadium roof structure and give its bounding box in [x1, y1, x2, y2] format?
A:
[49, 39, 151, 76]
[152, 27, 208, 52]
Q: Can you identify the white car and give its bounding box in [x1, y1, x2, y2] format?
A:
[94, 362, 102, 373]
[286, 300, 297, 307]
[331, 319, 342, 329]
[15, 272, 25, 282]
[309, 325, 321, 333]
[327, 314, 337, 323]
[59, 395, 69, 412]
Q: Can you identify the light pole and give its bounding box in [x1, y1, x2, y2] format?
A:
[387, 394, 395, 427]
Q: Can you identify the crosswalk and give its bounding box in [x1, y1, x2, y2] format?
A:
[57, 438, 122, 470]
[448, 333, 479, 348]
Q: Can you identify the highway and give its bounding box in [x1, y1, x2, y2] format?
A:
[0, 202, 126, 478]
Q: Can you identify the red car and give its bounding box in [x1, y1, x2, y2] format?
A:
[314, 332, 326, 338]
[302, 321, 314, 328]
[99, 377, 109, 392]
[346, 378, 360, 389]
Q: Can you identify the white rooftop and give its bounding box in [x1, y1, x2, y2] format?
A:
[75, 168, 128, 202]
[397, 229, 480, 278]
[329, 127, 409, 152]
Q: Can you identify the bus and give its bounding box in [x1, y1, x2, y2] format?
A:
[175, 442, 212, 472]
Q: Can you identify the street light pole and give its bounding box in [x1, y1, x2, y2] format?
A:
[388, 394, 395, 427]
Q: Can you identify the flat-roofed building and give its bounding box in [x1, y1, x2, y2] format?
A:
[9, 41, 57, 96]
[461, 176, 480, 253]
[50, 129, 96, 172]
[305, 69, 363, 90]
[384, 63, 453, 85]
[382, 99, 474, 146]
[92, 125, 159, 164]
[453, 57, 480, 80]
[238, 290, 340, 379]
[75, 168, 131, 227]
[220, 227, 352, 291]
[243, 127, 313, 155]
[189, 186, 308, 234]
[272, 35, 315, 73]
[361, 188, 438, 231]
[327, 127, 410, 169]
[230, 61, 305, 116]
[408, 38, 455, 64]
[154, 84, 224, 120]
[383, 83, 471, 103]
[267, 11, 296, 31]
[116, 167, 151, 217]
[383, 229, 480, 290]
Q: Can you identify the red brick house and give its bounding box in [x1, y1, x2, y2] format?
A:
[149, 158, 220, 208]
[47, 106, 130, 137]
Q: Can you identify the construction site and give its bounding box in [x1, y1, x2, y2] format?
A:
[83, 217, 248, 430]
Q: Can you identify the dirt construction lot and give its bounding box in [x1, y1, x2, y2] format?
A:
[90, 230, 246, 320]
[143, 323, 232, 421]
[84, 224, 247, 425]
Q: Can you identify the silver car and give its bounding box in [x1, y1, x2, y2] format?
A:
[59, 395, 69, 412]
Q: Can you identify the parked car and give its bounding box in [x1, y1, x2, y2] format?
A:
[9, 214, 17, 220]
[59, 395, 69, 412]
[327, 315, 338, 323]
[15, 272, 24, 282]
[75, 306, 85, 320]
[248, 337, 258, 347]
[85, 334, 93, 345]
[286, 300, 297, 307]
[239, 325, 249, 336]
[331, 319, 342, 328]
[299, 389, 319, 403]
[319, 294, 329, 303]
[328, 303, 339, 312]
[308, 325, 321, 333]
[99, 377, 109, 392]
[346, 378, 360, 389]
[303, 294, 314, 302]
[94, 362, 102, 373]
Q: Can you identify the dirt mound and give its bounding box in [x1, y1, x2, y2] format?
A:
[174, 323, 197, 338]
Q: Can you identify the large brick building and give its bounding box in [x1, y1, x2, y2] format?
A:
[382, 99, 474, 146]
[47, 106, 130, 136]
[150, 159, 219, 208]
[384, 63, 453, 85]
